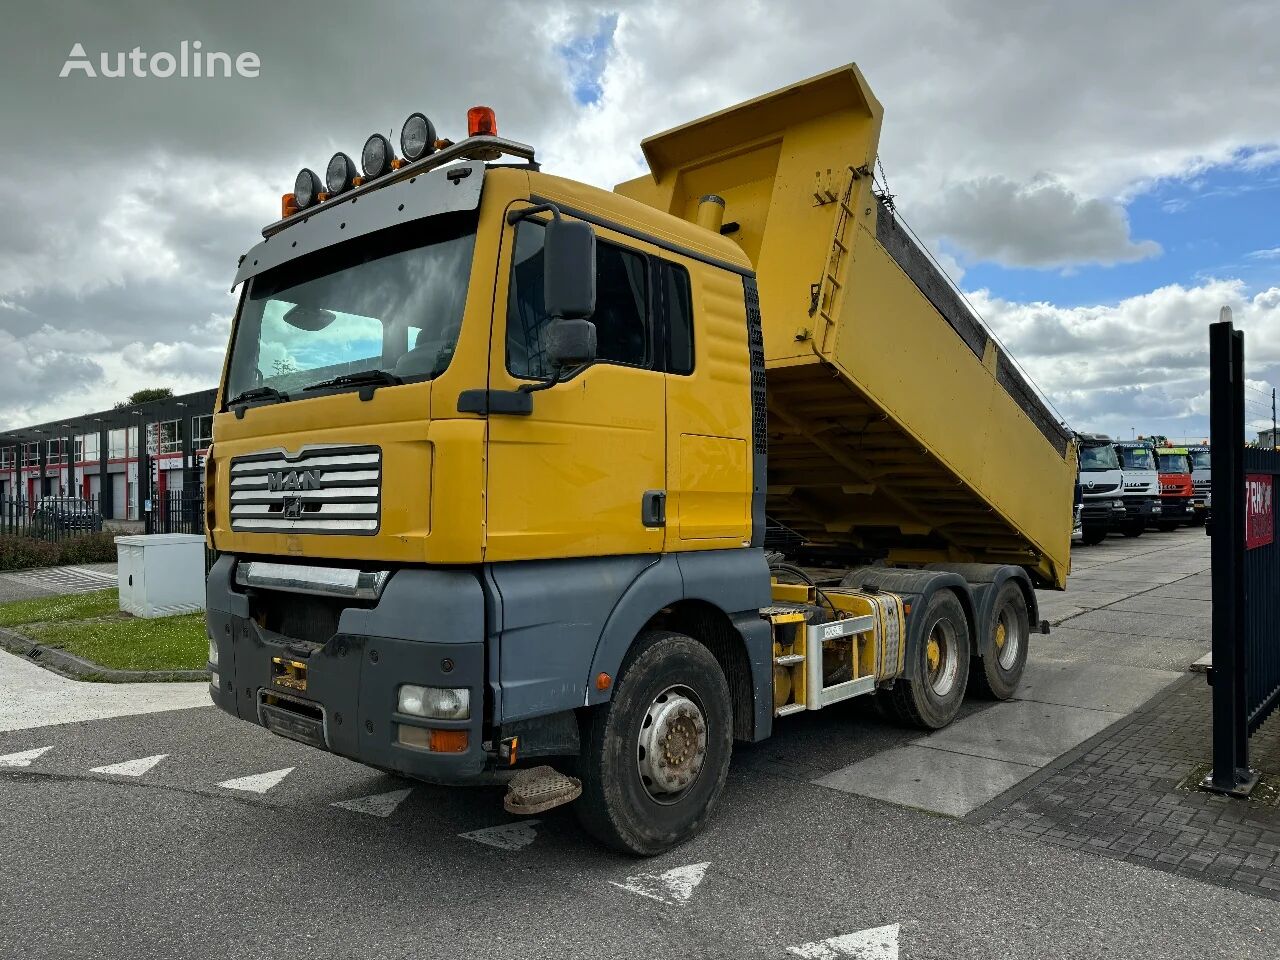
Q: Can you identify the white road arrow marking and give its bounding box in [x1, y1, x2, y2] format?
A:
[218, 767, 295, 794]
[331, 787, 413, 817]
[787, 924, 900, 959]
[0, 746, 52, 767]
[458, 820, 541, 850]
[610, 862, 709, 905]
[90, 754, 168, 777]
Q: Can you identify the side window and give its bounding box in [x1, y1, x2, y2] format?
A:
[661, 262, 695, 375]
[507, 222, 651, 379]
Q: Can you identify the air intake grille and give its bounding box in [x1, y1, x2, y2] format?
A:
[229, 445, 381, 535]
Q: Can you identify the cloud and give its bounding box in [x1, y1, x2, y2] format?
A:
[972, 280, 1280, 438]
[910, 176, 1160, 269]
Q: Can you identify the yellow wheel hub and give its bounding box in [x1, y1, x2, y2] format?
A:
[995, 622, 1007, 650]
[926, 638, 941, 671]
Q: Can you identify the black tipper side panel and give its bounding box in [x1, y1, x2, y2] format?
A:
[873, 197, 1070, 457]
[744, 276, 768, 547]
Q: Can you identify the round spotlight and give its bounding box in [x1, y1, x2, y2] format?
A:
[361, 133, 394, 179]
[325, 152, 357, 195]
[400, 112, 437, 162]
[294, 168, 322, 210]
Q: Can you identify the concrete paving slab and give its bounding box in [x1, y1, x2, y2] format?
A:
[1016, 657, 1181, 713]
[813, 744, 1038, 817]
[1145, 583, 1213, 601]
[1063, 609, 1210, 641]
[1068, 566, 1187, 584]
[1190, 651, 1212, 673]
[911, 699, 1124, 767]
[1109, 595, 1212, 617]
[1037, 624, 1209, 672]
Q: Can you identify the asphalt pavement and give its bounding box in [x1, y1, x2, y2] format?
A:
[3, 527, 1277, 959]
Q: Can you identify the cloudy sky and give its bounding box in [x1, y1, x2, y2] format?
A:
[2, 0, 1279, 440]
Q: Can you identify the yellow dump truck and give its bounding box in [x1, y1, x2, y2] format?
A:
[205, 66, 1075, 854]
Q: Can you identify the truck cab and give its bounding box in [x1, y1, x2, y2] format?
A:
[1155, 446, 1193, 529]
[1113, 440, 1161, 537]
[1187, 444, 1211, 523]
[1075, 433, 1126, 545]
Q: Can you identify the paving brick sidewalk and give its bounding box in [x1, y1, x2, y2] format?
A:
[975, 672, 1280, 901]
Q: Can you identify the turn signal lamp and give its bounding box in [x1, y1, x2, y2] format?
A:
[280, 193, 298, 219]
[325, 152, 357, 195]
[467, 105, 497, 137]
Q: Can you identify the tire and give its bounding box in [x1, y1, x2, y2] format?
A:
[575, 630, 733, 856]
[1121, 520, 1144, 538]
[969, 582, 1030, 700]
[1080, 524, 1107, 545]
[879, 590, 971, 729]
[1156, 520, 1179, 532]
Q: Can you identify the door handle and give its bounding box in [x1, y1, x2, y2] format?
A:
[642, 490, 667, 528]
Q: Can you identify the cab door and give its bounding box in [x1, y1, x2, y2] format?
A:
[484, 214, 666, 562]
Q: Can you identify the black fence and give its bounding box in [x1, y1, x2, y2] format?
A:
[148, 488, 206, 535]
[1206, 313, 1280, 796]
[0, 495, 107, 543]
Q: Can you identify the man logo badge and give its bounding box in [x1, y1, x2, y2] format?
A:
[267, 469, 321, 493]
[282, 496, 304, 520]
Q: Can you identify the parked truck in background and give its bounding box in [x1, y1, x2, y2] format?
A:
[1113, 440, 1161, 537]
[1076, 434, 1126, 545]
[1155, 446, 1194, 530]
[203, 66, 1075, 855]
[1187, 444, 1211, 523]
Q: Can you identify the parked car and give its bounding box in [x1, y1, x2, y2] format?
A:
[31, 496, 103, 532]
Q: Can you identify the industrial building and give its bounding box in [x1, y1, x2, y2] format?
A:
[0, 388, 216, 522]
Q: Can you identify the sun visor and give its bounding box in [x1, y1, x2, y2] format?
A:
[233, 162, 485, 287]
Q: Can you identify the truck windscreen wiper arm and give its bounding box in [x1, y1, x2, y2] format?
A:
[227, 385, 289, 406]
[302, 370, 403, 392]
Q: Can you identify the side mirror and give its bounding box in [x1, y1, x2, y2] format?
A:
[543, 218, 596, 321]
[546, 318, 597, 370]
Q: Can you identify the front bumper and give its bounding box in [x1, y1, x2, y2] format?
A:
[1081, 499, 1126, 524]
[1159, 496, 1192, 519]
[1121, 496, 1161, 522]
[206, 555, 491, 784]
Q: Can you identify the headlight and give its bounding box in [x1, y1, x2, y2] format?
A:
[400, 112, 437, 162]
[209, 668, 220, 690]
[398, 684, 469, 720]
[361, 133, 394, 179]
[1113, 499, 1124, 508]
[208, 637, 219, 667]
[294, 168, 322, 209]
[325, 151, 357, 195]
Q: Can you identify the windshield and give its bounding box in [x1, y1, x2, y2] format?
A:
[1189, 450, 1211, 470]
[1158, 453, 1190, 473]
[1079, 444, 1119, 470]
[1119, 447, 1155, 470]
[225, 212, 477, 404]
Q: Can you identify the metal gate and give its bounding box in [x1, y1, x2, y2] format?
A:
[1205, 310, 1280, 795]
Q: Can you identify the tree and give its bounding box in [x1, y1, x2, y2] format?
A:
[113, 387, 173, 409]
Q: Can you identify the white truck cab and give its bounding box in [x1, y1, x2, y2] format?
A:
[1113, 440, 1162, 537]
[1187, 445, 1211, 523]
[1076, 433, 1126, 545]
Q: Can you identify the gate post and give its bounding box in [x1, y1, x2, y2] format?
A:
[1203, 310, 1259, 796]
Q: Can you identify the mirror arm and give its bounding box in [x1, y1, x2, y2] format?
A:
[517, 359, 595, 394]
[506, 202, 563, 226]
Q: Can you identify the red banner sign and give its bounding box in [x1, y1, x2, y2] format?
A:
[1246, 473, 1273, 549]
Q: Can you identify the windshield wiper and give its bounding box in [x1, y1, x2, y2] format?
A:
[227, 385, 289, 407]
[302, 369, 403, 399]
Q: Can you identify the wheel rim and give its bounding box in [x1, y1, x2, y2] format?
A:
[636, 685, 708, 805]
[995, 606, 1022, 670]
[925, 620, 959, 696]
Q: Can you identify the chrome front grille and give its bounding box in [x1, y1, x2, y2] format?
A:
[229, 445, 381, 534]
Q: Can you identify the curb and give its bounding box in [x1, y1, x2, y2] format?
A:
[0, 625, 208, 684]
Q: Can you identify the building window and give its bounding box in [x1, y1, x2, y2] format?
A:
[191, 415, 213, 450]
[158, 419, 182, 455]
[23, 443, 39, 467]
[80, 433, 100, 462]
[109, 429, 128, 459]
[46, 439, 67, 465]
[0, 447, 14, 469]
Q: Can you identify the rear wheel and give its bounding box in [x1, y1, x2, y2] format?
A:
[575, 630, 733, 856]
[1080, 524, 1107, 545]
[969, 583, 1029, 700]
[880, 590, 971, 729]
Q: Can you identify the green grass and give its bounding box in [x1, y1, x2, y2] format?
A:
[0, 588, 121, 628]
[24, 612, 208, 672]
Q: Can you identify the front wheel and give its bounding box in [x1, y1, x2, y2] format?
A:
[575, 630, 733, 856]
[1156, 519, 1180, 532]
[1080, 524, 1107, 545]
[880, 590, 971, 729]
[1121, 520, 1145, 538]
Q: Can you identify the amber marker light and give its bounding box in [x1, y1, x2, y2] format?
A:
[596, 672, 612, 691]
